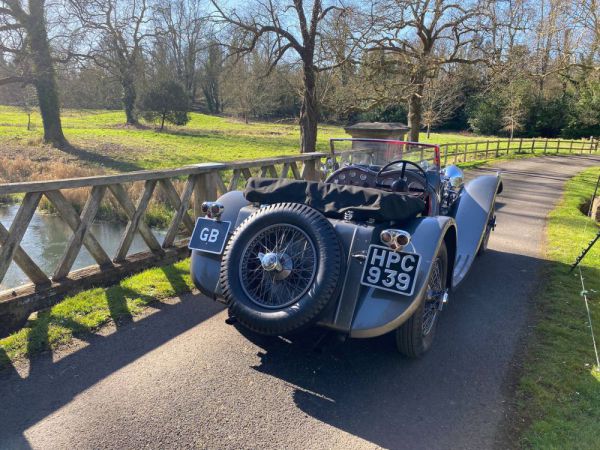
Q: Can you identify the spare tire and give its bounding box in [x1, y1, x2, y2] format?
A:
[220, 203, 342, 335]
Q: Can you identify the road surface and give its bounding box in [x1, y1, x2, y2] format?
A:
[1, 155, 599, 450]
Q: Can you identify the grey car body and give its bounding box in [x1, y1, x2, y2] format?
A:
[190, 139, 502, 340]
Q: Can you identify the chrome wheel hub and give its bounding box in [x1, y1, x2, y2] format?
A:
[258, 252, 293, 280]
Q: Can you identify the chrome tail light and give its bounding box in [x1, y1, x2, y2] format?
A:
[201, 201, 224, 220]
[380, 229, 411, 251]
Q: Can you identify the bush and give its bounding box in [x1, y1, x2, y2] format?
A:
[139, 80, 190, 131]
[467, 95, 504, 135]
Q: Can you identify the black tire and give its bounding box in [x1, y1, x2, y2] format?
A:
[477, 205, 495, 256]
[396, 241, 448, 358]
[220, 203, 342, 335]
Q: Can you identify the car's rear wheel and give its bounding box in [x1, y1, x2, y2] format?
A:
[395, 242, 448, 358]
[220, 203, 342, 335]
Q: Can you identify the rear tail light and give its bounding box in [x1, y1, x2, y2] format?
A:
[201, 201, 224, 219]
[380, 229, 411, 251]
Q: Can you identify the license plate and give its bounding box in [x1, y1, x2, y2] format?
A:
[360, 245, 421, 296]
[188, 218, 231, 254]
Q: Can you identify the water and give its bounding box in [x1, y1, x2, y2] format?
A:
[0, 204, 174, 291]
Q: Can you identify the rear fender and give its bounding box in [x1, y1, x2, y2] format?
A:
[449, 174, 502, 286]
[348, 216, 456, 338]
[190, 190, 249, 300]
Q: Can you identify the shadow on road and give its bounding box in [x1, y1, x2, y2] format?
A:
[0, 293, 225, 449]
[0, 247, 581, 449]
[240, 249, 558, 449]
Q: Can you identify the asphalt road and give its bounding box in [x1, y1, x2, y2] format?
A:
[1, 155, 599, 450]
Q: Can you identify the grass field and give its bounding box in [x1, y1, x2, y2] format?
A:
[0, 106, 487, 173]
[518, 167, 600, 448]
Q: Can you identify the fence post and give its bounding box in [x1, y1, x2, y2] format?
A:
[474, 142, 479, 160]
[543, 139, 548, 154]
[301, 155, 320, 181]
[495, 141, 500, 157]
[557, 138, 561, 153]
[463, 143, 468, 162]
[531, 139, 536, 153]
[569, 140, 574, 153]
[193, 173, 217, 218]
[518, 138, 523, 153]
[443, 145, 449, 166]
[454, 144, 458, 163]
[485, 141, 490, 158]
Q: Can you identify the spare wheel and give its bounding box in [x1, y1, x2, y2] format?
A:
[220, 202, 342, 335]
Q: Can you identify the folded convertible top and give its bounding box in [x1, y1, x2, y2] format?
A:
[244, 178, 425, 222]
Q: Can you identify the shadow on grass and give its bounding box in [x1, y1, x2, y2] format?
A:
[60, 143, 144, 172]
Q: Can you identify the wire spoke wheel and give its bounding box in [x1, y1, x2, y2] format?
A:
[422, 257, 444, 336]
[239, 224, 317, 309]
[396, 241, 448, 358]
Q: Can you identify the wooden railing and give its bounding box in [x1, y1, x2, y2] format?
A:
[438, 137, 599, 165]
[0, 152, 325, 334]
[0, 137, 598, 334]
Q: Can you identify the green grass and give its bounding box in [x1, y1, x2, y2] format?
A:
[0, 259, 193, 369]
[518, 167, 600, 449]
[0, 105, 492, 172]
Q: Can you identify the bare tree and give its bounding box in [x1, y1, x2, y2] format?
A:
[421, 70, 463, 138]
[0, 0, 67, 145]
[153, 0, 207, 101]
[68, 0, 154, 125]
[211, 0, 353, 153]
[200, 41, 224, 113]
[368, 0, 485, 142]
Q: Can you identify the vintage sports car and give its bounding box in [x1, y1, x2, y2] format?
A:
[189, 139, 502, 357]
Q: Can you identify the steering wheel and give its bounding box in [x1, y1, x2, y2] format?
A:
[376, 160, 430, 195]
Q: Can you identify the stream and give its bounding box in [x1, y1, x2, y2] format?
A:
[0, 204, 172, 291]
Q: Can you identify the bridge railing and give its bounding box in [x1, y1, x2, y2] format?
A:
[0, 137, 598, 334]
[0, 152, 327, 333]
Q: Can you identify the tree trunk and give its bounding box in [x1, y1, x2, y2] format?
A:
[27, 0, 67, 147]
[121, 72, 138, 125]
[407, 82, 425, 143]
[160, 113, 165, 131]
[299, 65, 318, 153]
[426, 123, 431, 139]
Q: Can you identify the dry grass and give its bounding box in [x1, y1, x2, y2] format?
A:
[0, 155, 186, 228]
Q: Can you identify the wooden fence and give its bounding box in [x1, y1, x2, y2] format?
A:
[438, 137, 599, 165]
[0, 137, 598, 334]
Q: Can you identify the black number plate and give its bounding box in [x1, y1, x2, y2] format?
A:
[188, 218, 231, 254]
[360, 245, 421, 296]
